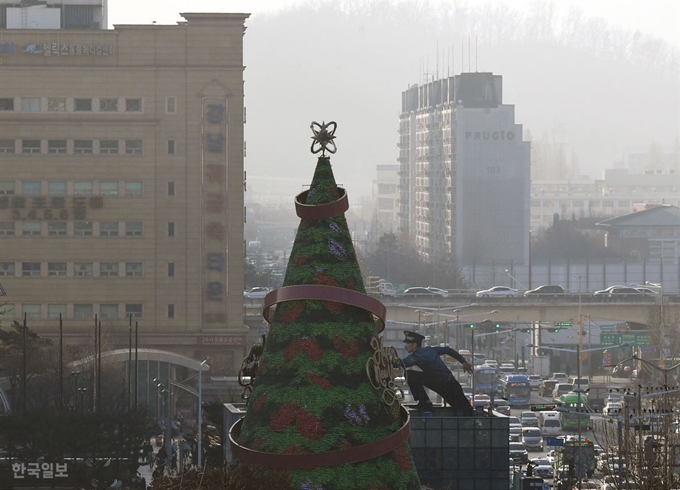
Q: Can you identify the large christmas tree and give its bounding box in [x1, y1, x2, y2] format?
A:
[230, 122, 420, 489]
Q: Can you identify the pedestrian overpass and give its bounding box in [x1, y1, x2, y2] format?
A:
[69, 348, 210, 420]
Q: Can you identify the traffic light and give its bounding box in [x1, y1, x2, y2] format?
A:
[469, 323, 475, 329]
[552, 322, 571, 333]
[495, 322, 501, 330]
[524, 327, 531, 333]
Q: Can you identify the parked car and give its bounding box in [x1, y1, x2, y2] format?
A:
[520, 411, 539, 427]
[475, 286, 520, 298]
[528, 375, 541, 389]
[521, 427, 544, 451]
[243, 287, 271, 299]
[524, 285, 565, 296]
[539, 379, 559, 397]
[508, 442, 529, 463]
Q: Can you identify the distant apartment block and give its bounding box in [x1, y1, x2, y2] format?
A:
[374, 164, 399, 236]
[398, 72, 531, 266]
[0, 0, 106, 30]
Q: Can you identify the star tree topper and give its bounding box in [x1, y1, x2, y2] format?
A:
[310, 121, 337, 155]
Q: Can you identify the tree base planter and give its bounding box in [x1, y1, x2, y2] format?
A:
[224, 403, 510, 489]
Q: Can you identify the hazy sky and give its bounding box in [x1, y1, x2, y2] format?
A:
[109, 0, 679, 47]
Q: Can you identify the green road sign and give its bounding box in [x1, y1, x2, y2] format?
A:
[600, 332, 650, 346]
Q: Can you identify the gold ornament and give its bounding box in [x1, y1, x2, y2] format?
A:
[310, 121, 337, 155]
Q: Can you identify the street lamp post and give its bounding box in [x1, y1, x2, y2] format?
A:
[646, 281, 665, 367]
[198, 357, 210, 469]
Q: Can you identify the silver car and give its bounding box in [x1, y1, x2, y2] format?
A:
[521, 427, 544, 451]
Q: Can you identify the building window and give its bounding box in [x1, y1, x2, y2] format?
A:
[0, 262, 15, 275]
[125, 221, 142, 236]
[22, 140, 41, 154]
[125, 98, 142, 112]
[47, 222, 67, 236]
[48, 262, 67, 277]
[166, 97, 176, 114]
[0, 182, 14, 195]
[47, 182, 67, 195]
[0, 222, 15, 236]
[48, 304, 66, 319]
[23, 304, 41, 319]
[167, 222, 175, 237]
[99, 262, 119, 277]
[125, 140, 143, 155]
[74, 98, 92, 112]
[167, 304, 175, 319]
[100, 304, 119, 319]
[74, 181, 93, 196]
[0, 140, 15, 154]
[22, 221, 41, 236]
[100, 140, 118, 154]
[167, 181, 175, 197]
[48, 140, 67, 154]
[74, 262, 93, 277]
[74, 221, 93, 236]
[125, 262, 143, 277]
[74, 304, 93, 319]
[74, 140, 93, 154]
[125, 303, 143, 319]
[125, 181, 142, 197]
[21, 181, 41, 196]
[47, 97, 66, 112]
[22, 262, 41, 276]
[167, 140, 175, 155]
[99, 98, 118, 112]
[167, 262, 175, 277]
[100, 222, 119, 236]
[0, 98, 14, 111]
[21, 97, 40, 112]
[99, 181, 119, 196]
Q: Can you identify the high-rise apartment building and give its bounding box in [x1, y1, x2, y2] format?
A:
[0, 12, 249, 375]
[398, 72, 530, 267]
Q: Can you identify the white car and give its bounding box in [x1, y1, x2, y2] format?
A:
[243, 287, 271, 299]
[508, 416, 522, 441]
[528, 375, 541, 389]
[402, 286, 447, 297]
[473, 394, 491, 408]
[603, 402, 623, 416]
[520, 411, 539, 427]
[475, 286, 520, 298]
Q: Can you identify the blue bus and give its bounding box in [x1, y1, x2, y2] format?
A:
[474, 366, 499, 395]
[501, 374, 532, 406]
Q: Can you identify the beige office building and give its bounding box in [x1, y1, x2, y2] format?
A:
[0, 12, 250, 375]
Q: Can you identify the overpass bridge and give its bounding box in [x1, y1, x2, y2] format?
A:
[246, 293, 677, 328]
[381, 294, 675, 326]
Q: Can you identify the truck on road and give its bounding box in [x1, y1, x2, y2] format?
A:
[532, 356, 551, 378]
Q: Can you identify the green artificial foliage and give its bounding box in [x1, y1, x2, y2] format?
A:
[235, 157, 420, 489]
